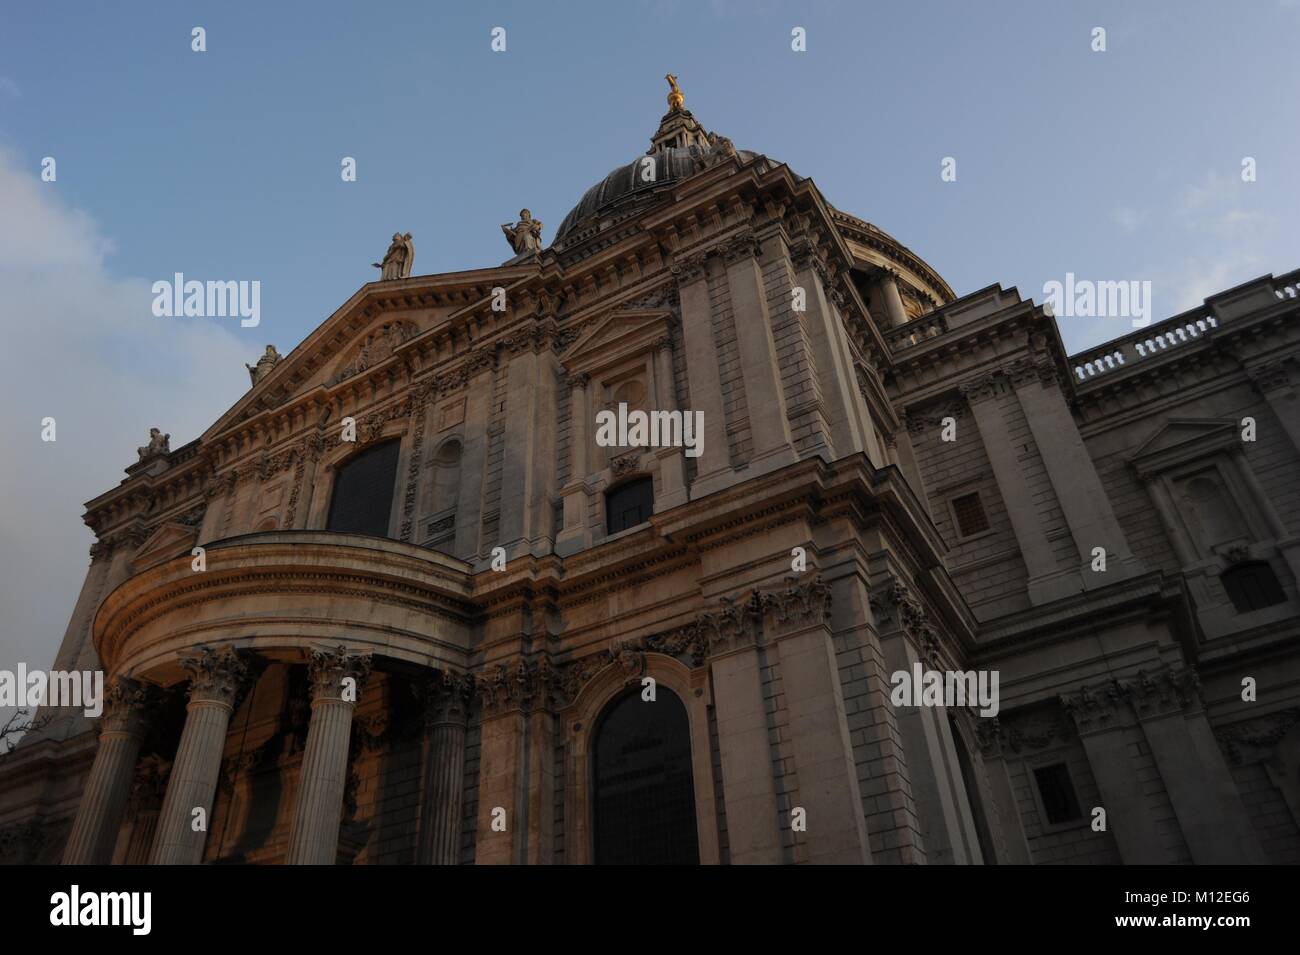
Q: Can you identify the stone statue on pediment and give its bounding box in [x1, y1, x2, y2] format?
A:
[137, 428, 170, 461]
[502, 209, 543, 255]
[246, 344, 282, 385]
[372, 232, 414, 280]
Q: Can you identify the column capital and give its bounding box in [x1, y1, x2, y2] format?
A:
[563, 371, 590, 391]
[669, 249, 711, 285]
[1246, 358, 1294, 394]
[305, 645, 373, 704]
[719, 229, 762, 265]
[100, 677, 158, 738]
[415, 670, 474, 727]
[178, 645, 252, 709]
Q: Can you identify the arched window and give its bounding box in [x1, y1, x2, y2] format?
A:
[1221, 561, 1286, 614]
[605, 477, 653, 535]
[326, 439, 401, 537]
[592, 687, 699, 865]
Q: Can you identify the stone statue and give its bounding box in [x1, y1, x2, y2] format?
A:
[502, 209, 543, 256]
[372, 232, 414, 281]
[666, 73, 684, 111]
[137, 428, 170, 461]
[246, 344, 282, 385]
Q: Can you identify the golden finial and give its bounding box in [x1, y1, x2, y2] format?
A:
[666, 73, 684, 111]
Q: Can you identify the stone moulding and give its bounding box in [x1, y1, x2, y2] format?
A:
[475, 577, 831, 718]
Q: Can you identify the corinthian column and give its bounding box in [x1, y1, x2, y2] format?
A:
[150, 646, 250, 865]
[415, 671, 472, 865]
[62, 677, 155, 864]
[286, 646, 372, 865]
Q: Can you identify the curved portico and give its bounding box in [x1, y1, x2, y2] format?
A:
[62, 531, 478, 865]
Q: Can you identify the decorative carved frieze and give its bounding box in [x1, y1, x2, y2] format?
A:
[1214, 707, 1300, 765]
[399, 404, 427, 542]
[1059, 665, 1203, 736]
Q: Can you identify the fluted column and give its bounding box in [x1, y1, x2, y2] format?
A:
[150, 646, 250, 864]
[416, 671, 472, 865]
[286, 646, 372, 865]
[62, 677, 156, 864]
[875, 269, 909, 328]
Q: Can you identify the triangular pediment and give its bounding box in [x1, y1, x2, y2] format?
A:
[563, 308, 673, 372]
[129, 521, 200, 573]
[1130, 418, 1240, 471]
[200, 265, 537, 444]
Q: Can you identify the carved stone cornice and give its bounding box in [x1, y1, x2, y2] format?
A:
[179, 645, 252, 709]
[305, 645, 373, 704]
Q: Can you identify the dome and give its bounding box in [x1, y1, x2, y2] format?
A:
[553, 143, 759, 244]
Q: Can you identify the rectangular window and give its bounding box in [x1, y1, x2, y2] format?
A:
[1033, 763, 1083, 825]
[951, 492, 990, 538]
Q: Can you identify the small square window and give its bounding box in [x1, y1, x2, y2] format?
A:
[1033, 763, 1083, 825]
[951, 492, 990, 538]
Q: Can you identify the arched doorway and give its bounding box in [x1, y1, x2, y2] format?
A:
[592, 687, 699, 864]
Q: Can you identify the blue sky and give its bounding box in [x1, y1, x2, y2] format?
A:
[0, 0, 1298, 689]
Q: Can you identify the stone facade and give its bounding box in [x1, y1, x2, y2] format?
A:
[2, 93, 1299, 865]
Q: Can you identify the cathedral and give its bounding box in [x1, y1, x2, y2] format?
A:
[2, 78, 1298, 866]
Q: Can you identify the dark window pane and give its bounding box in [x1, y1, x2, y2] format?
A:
[606, 477, 653, 535]
[1033, 763, 1082, 825]
[326, 440, 401, 538]
[1221, 561, 1286, 614]
[952, 492, 990, 538]
[593, 688, 699, 865]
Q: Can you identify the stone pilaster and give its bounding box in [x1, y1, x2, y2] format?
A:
[1059, 679, 1174, 864]
[62, 677, 156, 864]
[1124, 667, 1267, 864]
[960, 374, 1073, 604]
[415, 671, 472, 865]
[972, 721, 1034, 864]
[150, 646, 250, 865]
[721, 232, 797, 475]
[673, 251, 731, 496]
[871, 578, 983, 864]
[758, 577, 871, 863]
[1008, 358, 1140, 584]
[651, 337, 689, 510]
[557, 373, 593, 555]
[286, 646, 372, 865]
[791, 240, 872, 464]
[1247, 359, 1300, 454]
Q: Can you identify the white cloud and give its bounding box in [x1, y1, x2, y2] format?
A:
[0, 148, 251, 701]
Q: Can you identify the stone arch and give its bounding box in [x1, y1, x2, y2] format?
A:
[561, 652, 718, 864]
